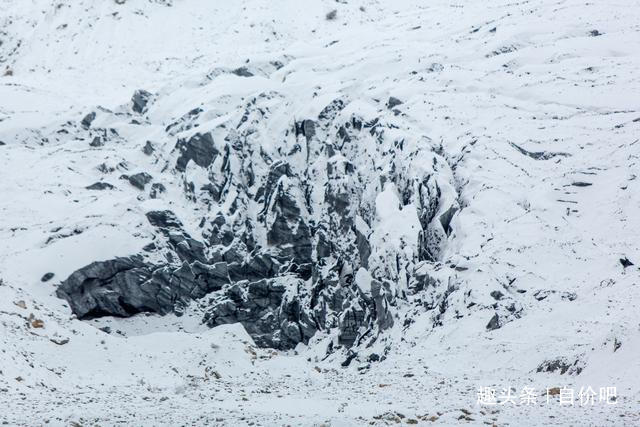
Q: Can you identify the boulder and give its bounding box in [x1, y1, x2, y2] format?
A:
[81, 112, 96, 129]
[175, 132, 218, 171]
[128, 172, 153, 190]
[86, 182, 115, 190]
[57, 256, 230, 319]
[132, 89, 152, 114]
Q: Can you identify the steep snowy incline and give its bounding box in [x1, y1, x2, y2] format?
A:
[1, 0, 640, 425]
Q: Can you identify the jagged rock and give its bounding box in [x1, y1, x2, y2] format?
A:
[232, 67, 254, 77]
[132, 89, 152, 114]
[128, 172, 153, 190]
[149, 183, 166, 198]
[59, 96, 460, 351]
[490, 290, 504, 300]
[387, 96, 403, 109]
[371, 279, 394, 330]
[203, 276, 315, 349]
[533, 290, 576, 302]
[86, 182, 115, 190]
[81, 112, 96, 129]
[142, 141, 155, 155]
[175, 132, 218, 171]
[146, 210, 183, 229]
[339, 304, 366, 346]
[620, 257, 634, 268]
[145, 210, 208, 263]
[57, 256, 230, 319]
[89, 136, 104, 147]
[265, 175, 312, 264]
[439, 205, 458, 236]
[537, 358, 584, 375]
[486, 313, 501, 330]
[41, 272, 55, 282]
[228, 251, 281, 282]
[341, 352, 358, 367]
[294, 119, 316, 143]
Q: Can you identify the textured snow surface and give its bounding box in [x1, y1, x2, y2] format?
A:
[1, 0, 640, 425]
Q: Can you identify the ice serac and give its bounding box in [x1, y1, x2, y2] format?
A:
[57, 92, 460, 350]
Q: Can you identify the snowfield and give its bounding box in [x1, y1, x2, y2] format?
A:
[1, 0, 639, 425]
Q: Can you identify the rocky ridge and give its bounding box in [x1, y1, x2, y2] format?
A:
[56, 88, 463, 351]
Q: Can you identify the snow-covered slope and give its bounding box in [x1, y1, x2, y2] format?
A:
[1, 0, 639, 425]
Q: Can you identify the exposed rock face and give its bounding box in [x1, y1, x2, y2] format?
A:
[132, 89, 152, 114]
[175, 132, 218, 172]
[81, 112, 96, 129]
[202, 276, 316, 349]
[127, 172, 153, 190]
[56, 256, 230, 318]
[58, 94, 461, 350]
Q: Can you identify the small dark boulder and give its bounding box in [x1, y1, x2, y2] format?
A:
[89, 136, 104, 147]
[81, 112, 96, 129]
[341, 352, 358, 367]
[132, 90, 152, 114]
[490, 290, 504, 300]
[142, 141, 155, 155]
[149, 183, 166, 199]
[86, 182, 115, 191]
[231, 67, 254, 77]
[128, 172, 153, 190]
[41, 272, 55, 282]
[387, 96, 403, 109]
[620, 257, 634, 268]
[486, 313, 501, 330]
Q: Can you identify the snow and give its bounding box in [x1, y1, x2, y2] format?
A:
[1, 0, 640, 425]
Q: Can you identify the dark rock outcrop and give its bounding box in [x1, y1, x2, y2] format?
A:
[86, 182, 115, 190]
[175, 132, 218, 171]
[486, 313, 501, 330]
[58, 96, 463, 351]
[81, 112, 96, 130]
[620, 257, 634, 268]
[536, 358, 584, 375]
[57, 256, 230, 319]
[231, 67, 254, 77]
[41, 272, 55, 282]
[128, 172, 153, 190]
[132, 89, 152, 114]
[150, 183, 166, 198]
[387, 96, 403, 109]
[202, 276, 315, 349]
[142, 141, 155, 155]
